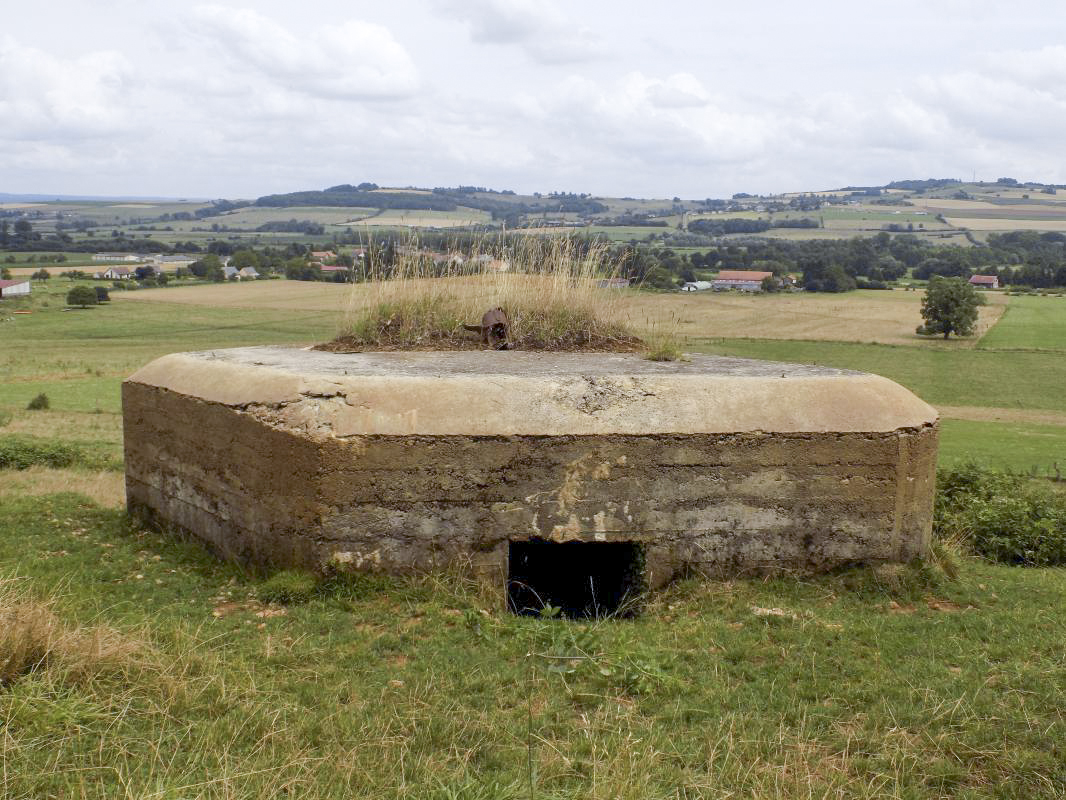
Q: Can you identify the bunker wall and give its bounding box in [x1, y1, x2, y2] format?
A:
[124, 381, 937, 587]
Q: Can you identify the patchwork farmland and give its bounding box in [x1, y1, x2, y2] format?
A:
[2, 179, 1065, 797]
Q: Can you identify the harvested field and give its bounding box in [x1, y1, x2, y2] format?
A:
[208, 206, 376, 227]
[911, 198, 1003, 210]
[113, 281, 350, 312]
[622, 288, 1007, 347]
[914, 199, 1066, 216]
[116, 282, 1009, 347]
[936, 405, 1066, 426]
[343, 208, 492, 227]
[0, 466, 125, 507]
[1, 409, 122, 448]
[946, 217, 1066, 231]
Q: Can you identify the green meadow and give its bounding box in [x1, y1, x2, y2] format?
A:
[689, 301, 1066, 476]
[690, 336, 1066, 412]
[2, 493, 1064, 799]
[3, 283, 1065, 477]
[977, 293, 1066, 352]
[1, 281, 1064, 798]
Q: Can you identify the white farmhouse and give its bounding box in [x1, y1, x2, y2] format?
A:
[711, 270, 773, 291]
[0, 279, 31, 298]
[92, 253, 140, 262]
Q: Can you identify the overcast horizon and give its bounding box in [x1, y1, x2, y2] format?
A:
[3, 0, 1066, 200]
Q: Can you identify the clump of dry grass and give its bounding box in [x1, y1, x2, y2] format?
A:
[641, 311, 689, 362]
[324, 236, 646, 352]
[0, 577, 145, 687]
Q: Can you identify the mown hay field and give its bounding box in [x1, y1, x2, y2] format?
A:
[946, 216, 1066, 231]
[116, 282, 1008, 348]
[621, 287, 1006, 347]
[344, 208, 493, 227]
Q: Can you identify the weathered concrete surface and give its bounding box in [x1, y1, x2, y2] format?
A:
[123, 347, 939, 588]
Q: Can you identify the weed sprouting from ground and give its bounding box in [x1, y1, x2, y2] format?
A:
[26, 392, 49, 411]
[325, 235, 650, 353]
[257, 569, 318, 605]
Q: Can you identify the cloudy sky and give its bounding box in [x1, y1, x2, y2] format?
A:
[3, 0, 1066, 199]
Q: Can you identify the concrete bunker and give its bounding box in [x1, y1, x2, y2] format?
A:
[123, 347, 939, 607]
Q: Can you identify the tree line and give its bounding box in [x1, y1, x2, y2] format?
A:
[619, 230, 1066, 291]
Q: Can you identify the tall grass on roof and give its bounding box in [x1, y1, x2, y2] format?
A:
[329, 235, 644, 352]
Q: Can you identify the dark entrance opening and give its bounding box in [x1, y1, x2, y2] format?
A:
[507, 539, 645, 618]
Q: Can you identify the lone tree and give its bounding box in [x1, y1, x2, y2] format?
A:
[66, 285, 98, 309]
[918, 276, 984, 338]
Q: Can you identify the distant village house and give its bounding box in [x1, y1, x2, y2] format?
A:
[0, 279, 31, 298]
[712, 270, 774, 291]
[969, 274, 999, 289]
[91, 253, 140, 262]
[151, 255, 197, 269]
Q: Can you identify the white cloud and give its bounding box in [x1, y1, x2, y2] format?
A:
[984, 45, 1066, 95]
[5, 2, 1066, 198]
[186, 6, 420, 100]
[644, 73, 711, 109]
[437, 0, 607, 64]
[0, 37, 133, 140]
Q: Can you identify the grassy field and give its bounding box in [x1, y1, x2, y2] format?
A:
[0, 282, 336, 467]
[2, 492, 1064, 799]
[687, 302, 1066, 476]
[689, 336, 1066, 413]
[938, 418, 1066, 475]
[978, 294, 1066, 351]
[2, 279, 1065, 798]
[1, 282, 1058, 472]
